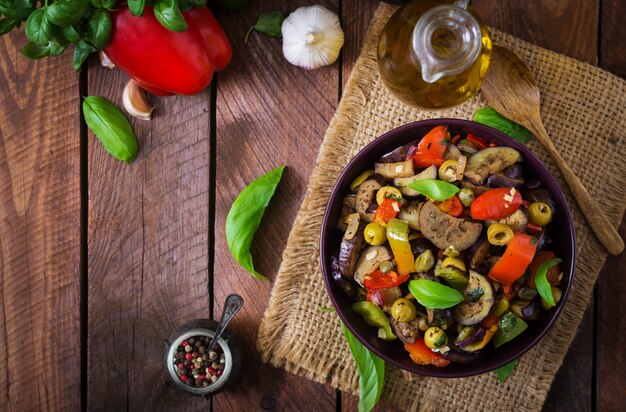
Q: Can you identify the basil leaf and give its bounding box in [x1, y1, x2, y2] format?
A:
[535, 258, 562, 307]
[245, 10, 285, 43]
[89, 0, 117, 8]
[192, 0, 207, 7]
[409, 279, 464, 309]
[47, 37, 68, 56]
[0, 19, 19, 36]
[225, 166, 285, 282]
[128, 0, 146, 16]
[61, 25, 81, 43]
[46, 0, 89, 26]
[474, 106, 533, 144]
[407, 179, 460, 201]
[0, 0, 34, 20]
[494, 360, 517, 383]
[153, 0, 188, 32]
[73, 40, 96, 71]
[82, 96, 138, 163]
[178, 0, 193, 12]
[341, 322, 384, 412]
[25, 8, 51, 46]
[21, 41, 50, 59]
[87, 9, 111, 49]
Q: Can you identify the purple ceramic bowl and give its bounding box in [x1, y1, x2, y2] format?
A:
[320, 119, 576, 378]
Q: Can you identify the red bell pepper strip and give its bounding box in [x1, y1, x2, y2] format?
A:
[373, 198, 402, 226]
[470, 187, 522, 220]
[105, 6, 232, 96]
[408, 126, 449, 168]
[363, 270, 410, 290]
[526, 222, 543, 236]
[433, 195, 463, 217]
[404, 339, 451, 367]
[466, 134, 488, 150]
[527, 251, 562, 288]
[482, 314, 500, 329]
[489, 233, 538, 286]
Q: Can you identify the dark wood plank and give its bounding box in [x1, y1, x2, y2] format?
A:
[341, 0, 379, 90]
[212, 1, 340, 410]
[597, 1, 626, 407]
[87, 63, 212, 409]
[0, 33, 81, 410]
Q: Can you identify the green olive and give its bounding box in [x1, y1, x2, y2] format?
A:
[487, 223, 514, 246]
[391, 298, 417, 322]
[424, 326, 448, 349]
[350, 170, 375, 191]
[528, 202, 552, 226]
[363, 222, 387, 245]
[414, 250, 435, 273]
[441, 257, 466, 272]
[438, 160, 459, 182]
[458, 187, 475, 207]
[376, 186, 403, 205]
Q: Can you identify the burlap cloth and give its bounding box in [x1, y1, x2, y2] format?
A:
[257, 3, 626, 411]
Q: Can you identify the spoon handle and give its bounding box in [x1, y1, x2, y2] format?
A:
[527, 115, 624, 255]
[211, 293, 244, 350]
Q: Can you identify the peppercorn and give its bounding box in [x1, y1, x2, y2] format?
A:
[172, 335, 226, 388]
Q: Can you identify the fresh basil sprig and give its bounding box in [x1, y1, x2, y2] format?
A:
[226, 166, 285, 282]
[341, 322, 385, 412]
[474, 106, 533, 144]
[494, 360, 517, 383]
[153, 0, 188, 32]
[407, 179, 460, 201]
[535, 258, 562, 307]
[83, 96, 138, 163]
[409, 279, 464, 309]
[245, 10, 285, 43]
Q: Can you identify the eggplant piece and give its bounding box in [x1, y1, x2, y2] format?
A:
[464, 147, 522, 185]
[370, 286, 402, 311]
[393, 165, 437, 197]
[427, 308, 453, 330]
[524, 180, 542, 190]
[455, 326, 486, 349]
[486, 173, 524, 188]
[442, 347, 481, 363]
[353, 245, 393, 285]
[443, 143, 462, 161]
[460, 180, 492, 197]
[517, 286, 538, 301]
[523, 188, 556, 214]
[355, 178, 382, 222]
[468, 236, 490, 269]
[510, 299, 540, 320]
[485, 209, 528, 233]
[374, 159, 414, 180]
[398, 204, 422, 230]
[454, 270, 495, 325]
[536, 228, 551, 250]
[503, 164, 523, 179]
[410, 237, 436, 257]
[378, 143, 414, 163]
[390, 317, 421, 344]
[338, 222, 365, 278]
[331, 255, 356, 298]
[336, 195, 357, 231]
[418, 200, 482, 252]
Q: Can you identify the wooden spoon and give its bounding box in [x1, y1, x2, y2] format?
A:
[481, 45, 624, 255]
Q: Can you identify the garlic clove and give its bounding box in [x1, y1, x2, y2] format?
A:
[281, 5, 345, 70]
[123, 79, 154, 121]
[99, 51, 115, 69]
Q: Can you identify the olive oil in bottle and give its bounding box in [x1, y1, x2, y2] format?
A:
[377, 0, 492, 109]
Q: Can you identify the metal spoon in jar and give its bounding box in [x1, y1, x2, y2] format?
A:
[211, 293, 244, 350]
[480, 45, 624, 255]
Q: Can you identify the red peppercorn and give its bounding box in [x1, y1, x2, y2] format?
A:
[177, 363, 183, 370]
[216, 370, 222, 377]
[182, 340, 189, 347]
[199, 374, 206, 381]
[207, 367, 216, 375]
[185, 353, 193, 361]
[180, 375, 188, 382]
[190, 364, 195, 370]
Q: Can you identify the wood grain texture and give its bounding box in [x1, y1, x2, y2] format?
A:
[211, 1, 340, 410]
[600, 0, 626, 77]
[0, 33, 81, 411]
[87, 63, 212, 410]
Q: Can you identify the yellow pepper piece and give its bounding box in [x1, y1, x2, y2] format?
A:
[465, 324, 498, 351]
[386, 218, 415, 275]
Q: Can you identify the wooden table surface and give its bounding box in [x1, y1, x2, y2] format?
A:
[1, 0, 624, 411]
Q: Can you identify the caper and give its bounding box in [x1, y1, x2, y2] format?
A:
[493, 296, 510, 316]
[376, 186, 403, 205]
[414, 250, 435, 273]
[350, 170, 375, 191]
[458, 187, 475, 207]
[441, 256, 466, 272]
[487, 223, 514, 246]
[379, 260, 395, 273]
[364, 222, 387, 245]
[424, 326, 447, 349]
[390, 298, 417, 322]
[528, 202, 552, 226]
[438, 160, 459, 183]
[541, 287, 562, 309]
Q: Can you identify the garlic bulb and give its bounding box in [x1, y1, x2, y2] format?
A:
[281, 5, 344, 70]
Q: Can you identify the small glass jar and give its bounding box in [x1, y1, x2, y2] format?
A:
[164, 319, 241, 396]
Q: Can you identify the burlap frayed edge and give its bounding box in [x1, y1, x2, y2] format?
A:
[257, 3, 626, 411]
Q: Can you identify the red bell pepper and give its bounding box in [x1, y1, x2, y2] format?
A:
[466, 134, 488, 150]
[433, 195, 463, 217]
[408, 126, 449, 168]
[363, 269, 409, 290]
[404, 339, 450, 367]
[373, 198, 402, 226]
[105, 6, 231, 96]
[470, 187, 522, 220]
[489, 233, 538, 286]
